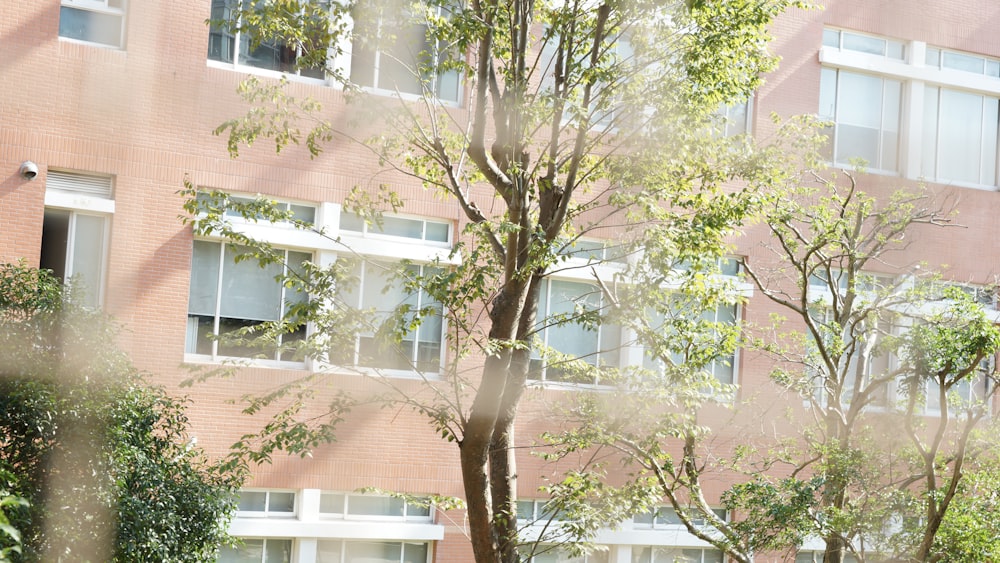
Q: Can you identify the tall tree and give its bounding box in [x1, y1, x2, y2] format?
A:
[539, 122, 1000, 563]
[738, 158, 1000, 562]
[199, 1, 801, 561]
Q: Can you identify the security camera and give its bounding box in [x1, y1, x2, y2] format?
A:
[19, 161, 38, 181]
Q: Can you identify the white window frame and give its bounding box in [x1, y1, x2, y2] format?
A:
[315, 539, 432, 563]
[640, 302, 741, 387]
[42, 171, 115, 309]
[323, 209, 456, 378]
[716, 98, 753, 138]
[631, 506, 728, 531]
[349, 1, 463, 104]
[207, 0, 333, 84]
[819, 29, 1000, 190]
[228, 489, 444, 544]
[631, 546, 724, 563]
[185, 240, 312, 367]
[237, 490, 298, 519]
[319, 493, 434, 522]
[529, 276, 623, 387]
[185, 191, 335, 368]
[818, 67, 902, 173]
[59, 0, 127, 49]
[219, 537, 294, 563]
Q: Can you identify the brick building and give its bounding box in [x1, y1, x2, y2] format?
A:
[3, 1, 1000, 562]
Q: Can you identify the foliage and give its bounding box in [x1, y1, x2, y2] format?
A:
[196, 1, 806, 562]
[932, 452, 1000, 562]
[0, 262, 241, 562]
[737, 137, 1000, 563]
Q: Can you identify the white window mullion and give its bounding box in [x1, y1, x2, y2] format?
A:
[212, 243, 226, 360]
[63, 212, 78, 284]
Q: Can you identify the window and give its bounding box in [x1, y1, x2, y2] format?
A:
[208, 0, 328, 79]
[822, 29, 905, 60]
[316, 540, 429, 563]
[642, 303, 739, 385]
[559, 239, 630, 265]
[517, 500, 569, 524]
[350, 0, 462, 102]
[926, 47, 1000, 78]
[220, 538, 292, 563]
[795, 552, 857, 563]
[319, 493, 432, 521]
[631, 547, 723, 563]
[237, 490, 296, 517]
[335, 260, 444, 373]
[218, 194, 317, 226]
[922, 354, 994, 414]
[528, 547, 609, 563]
[41, 171, 114, 309]
[530, 278, 621, 385]
[715, 99, 752, 137]
[186, 240, 310, 363]
[632, 507, 727, 529]
[339, 212, 450, 245]
[819, 68, 902, 171]
[59, 0, 126, 48]
[921, 86, 999, 186]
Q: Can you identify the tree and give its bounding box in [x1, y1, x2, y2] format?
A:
[739, 165, 1000, 563]
[534, 120, 1000, 563]
[194, 0, 802, 562]
[0, 262, 242, 562]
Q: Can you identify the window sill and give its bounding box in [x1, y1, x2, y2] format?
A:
[58, 35, 125, 50]
[183, 353, 308, 371]
[206, 59, 336, 88]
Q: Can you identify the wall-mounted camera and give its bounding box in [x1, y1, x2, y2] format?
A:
[19, 161, 39, 181]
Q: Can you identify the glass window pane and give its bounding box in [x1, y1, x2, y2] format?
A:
[842, 32, 885, 56]
[633, 510, 654, 525]
[59, 6, 122, 47]
[402, 542, 428, 563]
[380, 216, 424, 239]
[189, 241, 222, 316]
[238, 491, 267, 512]
[220, 539, 264, 563]
[546, 280, 600, 363]
[822, 29, 840, 48]
[320, 493, 345, 514]
[406, 501, 430, 517]
[922, 86, 940, 178]
[340, 211, 366, 232]
[818, 68, 837, 120]
[938, 89, 984, 184]
[988, 60, 1000, 77]
[348, 495, 404, 516]
[264, 539, 292, 563]
[837, 72, 883, 128]
[425, 221, 450, 242]
[220, 245, 283, 321]
[380, 23, 427, 96]
[346, 541, 402, 563]
[943, 51, 985, 73]
[926, 47, 941, 67]
[70, 214, 107, 308]
[631, 547, 652, 563]
[289, 204, 316, 225]
[655, 507, 681, 525]
[981, 97, 998, 185]
[886, 40, 904, 60]
[268, 492, 295, 513]
[517, 500, 535, 520]
[317, 540, 343, 563]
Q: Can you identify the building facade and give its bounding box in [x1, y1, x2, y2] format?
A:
[3, 1, 1000, 562]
